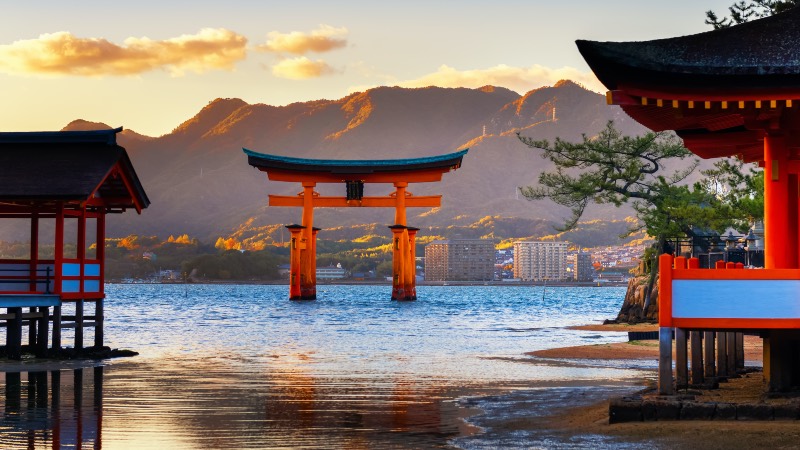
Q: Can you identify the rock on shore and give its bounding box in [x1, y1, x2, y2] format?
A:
[612, 275, 659, 323]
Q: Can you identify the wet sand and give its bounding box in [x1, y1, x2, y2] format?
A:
[523, 323, 800, 449]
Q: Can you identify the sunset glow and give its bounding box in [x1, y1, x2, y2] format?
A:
[1, 1, 734, 136]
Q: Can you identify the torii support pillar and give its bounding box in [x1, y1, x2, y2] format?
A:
[286, 224, 305, 300]
[407, 227, 419, 301]
[389, 225, 412, 301]
[300, 182, 317, 300]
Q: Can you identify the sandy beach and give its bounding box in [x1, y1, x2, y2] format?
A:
[523, 323, 800, 449]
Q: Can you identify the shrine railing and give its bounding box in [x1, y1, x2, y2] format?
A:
[0, 259, 103, 300]
[659, 254, 800, 329]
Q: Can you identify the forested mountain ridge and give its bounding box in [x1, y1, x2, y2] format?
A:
[37, 81, 656, 244]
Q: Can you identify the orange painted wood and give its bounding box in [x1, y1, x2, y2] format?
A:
[614, 83, 800, 102]
[764, 135, 795, 269]
[268, 195, 442, 208]
[264, 168, 449, 183]
[672, 268, 800, 280]
[659, 253, 673, 327]
[672, 318, 800, 329]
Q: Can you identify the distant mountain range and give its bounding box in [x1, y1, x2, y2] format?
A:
[33, 81, 659, 243]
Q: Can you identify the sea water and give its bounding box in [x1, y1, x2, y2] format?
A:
[0, 284, 655, 449]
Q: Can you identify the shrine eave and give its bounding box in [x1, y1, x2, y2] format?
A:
[244, 148, 468, 182]
[576, 8, 800, 95]
[576, 8, 800, 161]
[0, 128, 150, 212]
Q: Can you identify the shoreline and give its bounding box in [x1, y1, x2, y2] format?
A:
[505, 322, 800, 449]
[108, 280, 629, 287]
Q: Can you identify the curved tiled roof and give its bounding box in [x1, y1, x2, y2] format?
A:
[577, 7, 800, 92]
[0, 128, 150, 211]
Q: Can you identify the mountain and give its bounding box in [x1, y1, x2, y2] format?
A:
[3, 81, 659, 242]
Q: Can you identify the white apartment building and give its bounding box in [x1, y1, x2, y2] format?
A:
[513, 241, 569, 281]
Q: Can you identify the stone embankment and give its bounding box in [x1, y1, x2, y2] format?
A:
[609, 369, 800, 423]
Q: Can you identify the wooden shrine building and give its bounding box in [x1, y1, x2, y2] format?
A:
[245, 149, 467, 300]
[578, 7, 800, 392]
[0, 128, 149, 358]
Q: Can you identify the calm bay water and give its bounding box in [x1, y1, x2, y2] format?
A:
[0, 284, 654, 449]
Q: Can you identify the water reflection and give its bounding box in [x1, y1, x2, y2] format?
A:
[0, 285, 649, 448]
[96, 359, 470, 449]
[1, 367, 103, 449]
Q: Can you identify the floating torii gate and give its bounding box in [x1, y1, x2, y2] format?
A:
[578, 7, 800, 392]
[245, 149, 467, 300]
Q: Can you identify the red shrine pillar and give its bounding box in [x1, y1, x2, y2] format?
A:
[286, 224, 305, 300]
[300, 182, 316, 300]
[407, 227, 419, 300]
[762, 133, 800, 391]
[763, 133, 798, 269]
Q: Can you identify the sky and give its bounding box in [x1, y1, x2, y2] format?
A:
[0, 0, 736, 137]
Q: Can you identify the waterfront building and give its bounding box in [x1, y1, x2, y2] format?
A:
[424, 239, 495, 281]
[317, 264, 347, 280]
[575, 252, 594, 282]
[513, 241, 568, 282]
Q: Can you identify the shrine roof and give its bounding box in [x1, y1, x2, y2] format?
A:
[577, 7, 800, 93]
[244, 148, 468, 176]
[0, 128, 150, 211]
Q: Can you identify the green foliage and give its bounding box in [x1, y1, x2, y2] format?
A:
[701, 159, 764, 231]
[706, 0, 797, 28]
[518, 121, 701, 235]
[182, 250, 283, 280]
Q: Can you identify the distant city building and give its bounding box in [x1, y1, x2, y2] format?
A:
[575, 252, 594, 282]
[425, 239, 495, 281]
[317, 264, 347, 280]
[513, 241, 569, 281]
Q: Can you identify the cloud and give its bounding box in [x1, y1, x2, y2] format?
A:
[272, 57, 336, 79]
[0, 28, 247, 76]
[260, 25, 348, 54]
[387, 64, 605, 94]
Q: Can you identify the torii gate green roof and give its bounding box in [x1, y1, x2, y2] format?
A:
[244, 148, 468, 175]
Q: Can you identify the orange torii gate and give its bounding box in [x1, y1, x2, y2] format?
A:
[245, 149, 467, 300]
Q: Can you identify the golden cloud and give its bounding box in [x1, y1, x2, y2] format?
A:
[272, 57, 335, 79]
[0, 28, 247, 76]
[260, 25, 347, 54]
[392, 64, 605, 94]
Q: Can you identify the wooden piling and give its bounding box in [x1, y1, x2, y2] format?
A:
[735, 332, 745, 368]
[726, 332, 736, 375]
[36, 306, 49, 357]
[676, 327, 688, 389]
[75, 300, 84, 350]
[94, 299, 103, 348]
[703, 331, 716, 378]
[690, 330, 703, 385]
[52, 305, 61, 351]
[28, 306, 37, 348]
[659, 326, 674, 395]
[717, 330, 728, 377]
[7, 307, 22, 359]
